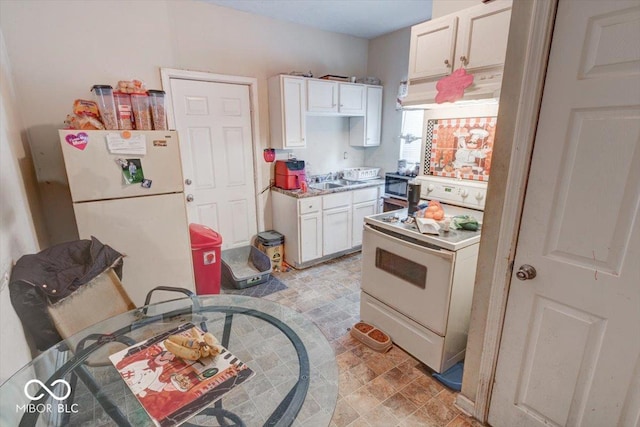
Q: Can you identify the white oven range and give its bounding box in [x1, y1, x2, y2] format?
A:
[360, 175, 486, 373]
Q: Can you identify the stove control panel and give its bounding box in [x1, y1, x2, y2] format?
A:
[415, 176, 487, 210]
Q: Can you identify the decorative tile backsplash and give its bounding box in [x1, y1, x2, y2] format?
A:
[427, 117, 497, 182]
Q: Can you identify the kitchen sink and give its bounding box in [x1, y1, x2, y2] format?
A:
[337, 179, 365, 186]
[310, 182, 344, 190]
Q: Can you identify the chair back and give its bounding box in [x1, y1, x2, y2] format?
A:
[47, 269, 136, 364]
[48, 269, 136, 339]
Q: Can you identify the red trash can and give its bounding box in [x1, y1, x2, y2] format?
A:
[189, 223, 223, 295]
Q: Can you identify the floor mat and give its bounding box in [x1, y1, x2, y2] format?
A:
[220, 275, 287, 298]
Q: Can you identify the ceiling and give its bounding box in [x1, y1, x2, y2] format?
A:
[202, 0, 433, 39]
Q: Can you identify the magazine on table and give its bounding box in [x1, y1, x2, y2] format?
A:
[109, 322, 254, 427]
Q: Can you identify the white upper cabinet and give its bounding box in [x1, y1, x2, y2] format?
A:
[457, 1, 512, 73]
[364, 86, 382, 146]
[349, 85, 383, 147]
[268, 75, 306, 149]
[307, 80, 338, 113]
[269, 75, 383, 148]
[409, 15, 458, 81]
[307, 80, 366, 115]
[338, 83, 366, 115]
[408, 0, 512, 83]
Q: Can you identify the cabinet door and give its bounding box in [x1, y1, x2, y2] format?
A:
[376, 185, 385, 213]
[352, 201, 376, 247]
[299, 212, 322, 262]
[339, 83, 366, 115]
[408, 15, 458, 81]
[282, 77, 306, 148]
[307, 80, 338, 113]
[322, 207, 352, 255]
[457, 0, 512, 73]
[364, 86, 382, 146]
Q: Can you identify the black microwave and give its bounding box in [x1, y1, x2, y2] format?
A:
[384, 173, 413, 200]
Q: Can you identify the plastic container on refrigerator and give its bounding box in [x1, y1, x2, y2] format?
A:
[113, 92, 134, 130]
[130, 93, 152, 130]
[91, 85, 118, 130]
[148, 90, 167, 130]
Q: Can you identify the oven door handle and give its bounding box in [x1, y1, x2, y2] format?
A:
[364, 224, 454, 260]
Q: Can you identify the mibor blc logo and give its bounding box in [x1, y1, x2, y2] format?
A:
[17, 379, 79, 414]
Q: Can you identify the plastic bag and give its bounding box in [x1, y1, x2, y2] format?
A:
[416, 200, 445, 221]
[116, 79, 146, 94]
[451, 215, 479, 231]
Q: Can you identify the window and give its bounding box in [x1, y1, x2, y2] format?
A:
[399, 110, 425, 165]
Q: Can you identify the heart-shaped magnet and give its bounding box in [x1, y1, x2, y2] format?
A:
[66, 132, 89, 150]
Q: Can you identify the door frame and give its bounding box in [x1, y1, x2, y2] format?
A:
[454, 0, 559, 422]
[159, 68, 265, 232]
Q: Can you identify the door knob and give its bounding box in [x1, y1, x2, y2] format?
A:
[516, 264, 536, 281]
[186, 194, 194, 202]
[185, 179, 192, 185]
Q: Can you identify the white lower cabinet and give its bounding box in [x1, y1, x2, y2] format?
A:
[352, 201, 376, 247]
[351, 187, 379, 247]
[272, 186, 381, 268]
[323, 207, 352, 254]
[299, 212, 322, 262]
[322, 192, 352, 254]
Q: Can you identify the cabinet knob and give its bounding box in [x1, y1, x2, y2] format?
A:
[185, 178, 192, 185]
[444, 59, 451, 67]
[460, 55, 469, 66]
[186, 194, 194, 202]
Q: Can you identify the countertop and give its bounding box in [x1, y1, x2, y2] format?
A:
[272, 179, 385, 199]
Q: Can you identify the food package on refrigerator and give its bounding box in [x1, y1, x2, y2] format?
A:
[73, 99, 100, 119]
[116, 79, 147, 94]
[64, 114, 105, 130]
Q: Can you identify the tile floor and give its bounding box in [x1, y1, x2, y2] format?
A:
[264, 253, 484, 427]
[65, 252, 483, 426]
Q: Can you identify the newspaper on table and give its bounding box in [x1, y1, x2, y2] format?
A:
[109, 322, 254, 427]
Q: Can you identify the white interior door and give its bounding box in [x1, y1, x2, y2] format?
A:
[170, 79, 257, 249]
[489, 1, 640, 427]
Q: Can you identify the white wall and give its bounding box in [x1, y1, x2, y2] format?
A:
[0, 28, 41, 383]
[364, 27, 412, 175]
[0, 0, 369, 242]
[431, 0, 480, 18]
[291, 116, 367, 177]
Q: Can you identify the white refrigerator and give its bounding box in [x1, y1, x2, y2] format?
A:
[59, 130, 195, 305]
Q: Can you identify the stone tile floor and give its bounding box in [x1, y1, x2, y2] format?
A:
[265, 252, 484, 427]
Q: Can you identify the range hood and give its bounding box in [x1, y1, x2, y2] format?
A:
[401, 71, 503, 110]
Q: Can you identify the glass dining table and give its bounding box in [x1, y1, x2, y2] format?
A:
[0, 295, 339, 427]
